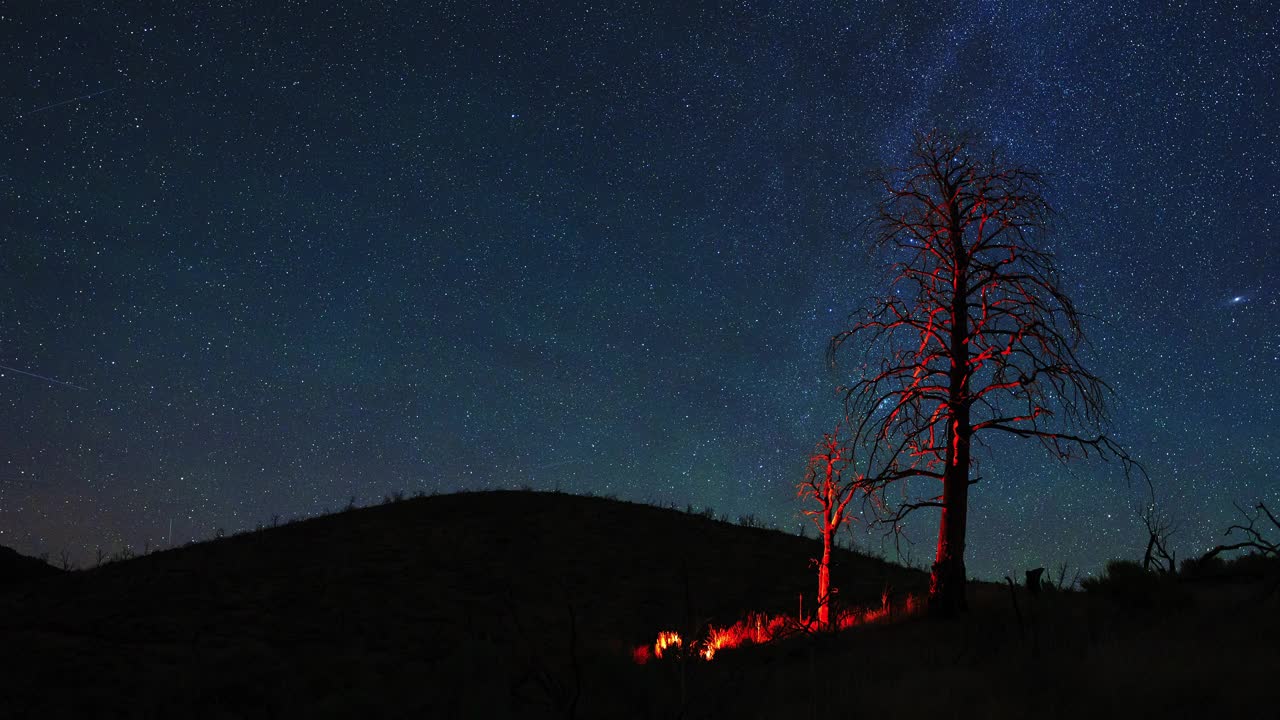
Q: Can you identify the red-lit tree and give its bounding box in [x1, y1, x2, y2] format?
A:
[829, 131, 1137, 616]
[798, 428, 854, 630]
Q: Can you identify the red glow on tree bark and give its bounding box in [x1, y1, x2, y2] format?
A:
[799, 428, 857, 630]
[828, 130, 1138, 617]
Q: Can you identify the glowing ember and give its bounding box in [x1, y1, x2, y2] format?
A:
[653, 630, 683, 659]
[642, 612, 792, 663]
[700, 626, 735, 660]
[635, 596, 921, 664]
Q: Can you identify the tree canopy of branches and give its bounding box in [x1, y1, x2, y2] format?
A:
[829, 131, 1136, 616]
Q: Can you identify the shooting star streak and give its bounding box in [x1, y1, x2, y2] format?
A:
[22, 87, 117, 116]
[0, 364, 87, 391]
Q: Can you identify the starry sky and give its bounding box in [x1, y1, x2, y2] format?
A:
[2, 1, 1275, 579]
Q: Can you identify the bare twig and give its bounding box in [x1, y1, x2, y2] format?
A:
[1200, 502, 1280, 561]
[829, 130, 1139, 615]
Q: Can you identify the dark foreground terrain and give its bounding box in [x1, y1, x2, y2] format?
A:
[1, 491, 1276, 719]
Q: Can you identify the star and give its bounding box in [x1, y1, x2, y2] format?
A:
[2, 1, 1272, 581]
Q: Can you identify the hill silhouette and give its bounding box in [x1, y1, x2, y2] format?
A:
[0, 490, 924, 718]
[3, 490, 1276, 719]
[0, 544, 62, 587]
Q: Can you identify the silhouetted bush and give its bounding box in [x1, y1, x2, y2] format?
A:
[1082, 559, 1188, 610]
[1082, 559, 1150, 587]
[1226, 551, 1280, 578]
[1180, 550, 1280, 582]
[1180, 552, 1226, 578]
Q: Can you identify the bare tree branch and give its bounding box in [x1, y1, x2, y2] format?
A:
[827, 130, 1137, 615]
[1200, 502, 1280, 562]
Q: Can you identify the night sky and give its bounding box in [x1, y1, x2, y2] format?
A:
[3, 2, 1275, 579]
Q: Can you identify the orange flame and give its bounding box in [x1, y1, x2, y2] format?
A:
[642, 613, 790, 662]
[653, 630, 683, 659]
[700, 625, 736, 660]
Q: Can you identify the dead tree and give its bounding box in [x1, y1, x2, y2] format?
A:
[829, 130, 1140, 616]
[1139, 501, 1177, 575]
[798, 428, 855, 630]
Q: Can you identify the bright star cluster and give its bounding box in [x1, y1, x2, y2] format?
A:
[2, 2, 1275, 578]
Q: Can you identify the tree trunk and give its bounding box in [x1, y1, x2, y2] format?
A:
[929, 462, 969, 616]
[818, 524, 833, 628]
[817, 472, 835, 629]
[930, 203, 972, 617]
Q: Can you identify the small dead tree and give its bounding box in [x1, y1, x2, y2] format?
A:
[1139, 501, 1177, 575]
[1046, 561, 1080, 591]
[798, 427, 856, 630]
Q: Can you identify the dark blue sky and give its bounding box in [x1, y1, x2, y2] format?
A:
[2, 1, 1275, 578]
